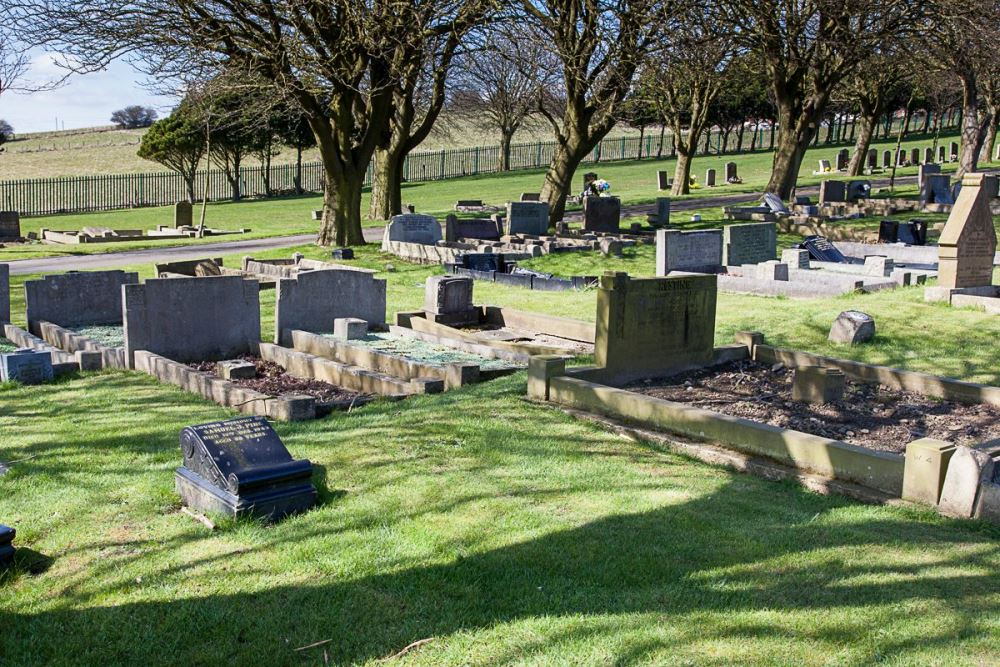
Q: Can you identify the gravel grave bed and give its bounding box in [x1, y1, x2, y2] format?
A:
[326, 332, 518, 370]
[626, 359, 1000, 453]
[189, 355, 366, 404]
[70, 325, 125, 348]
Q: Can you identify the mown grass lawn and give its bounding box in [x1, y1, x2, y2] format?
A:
[4, 238, 1000, 665]
[1, 129, 966, 262]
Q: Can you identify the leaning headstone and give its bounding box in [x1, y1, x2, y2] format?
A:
[801, 236, 848, 263]
[918, 163, 941, 189]
[819, 180, 847, 204]
[657, 171, 669, 191]
[506, 201, 549, 236]
[725, 162, 738, 182]
[828, 311, 875, 345]
[882, 150, 892, 168]
[818, 159, 832, 173]
[0, 349, 55, 384]
[582, 196, 621, 234]
[936, 173, 998, 289]
[922, 174, 954, 205]
[655, 229, 724, 275]
[382, 213, 442, 247]
[176, 416, 317, 520]
[174, 201, 193, 228]
[0, 263, 8, 324]
[0, 212, 20, 240]
[424, 275, 478, 326]
[723, 222, 776, 266]
[781, 248, 810, 269]
[938, 446, 996, 518]
[0, 525, 13, 567]
[762, 193, 789, 215]
[705, 168, 717, 187]
[594, 272, 717, 384]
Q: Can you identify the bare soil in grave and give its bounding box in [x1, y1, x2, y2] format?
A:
[626, 360, 1000, 453]
[189, 355, 366, 404]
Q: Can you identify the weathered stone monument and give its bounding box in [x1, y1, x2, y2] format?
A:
[0, 349, 55, 384]
[723, 222, 776, 266]
[444, 215, 502, 243]
[705, 168, 717, 187]
[175, 416, 317, 520]
[0, 212, 20, 241]
[424, 275, 478, 326]
[582, 196, 621, 234]
[381, 213, 442, 247]
[929, 173, 998, 295]
[506, 201, 549, 236]
[655, 228, 723, 274]
[828, 311, 875, 345]
[274, 267, 386, 345]
[725, 162, 738, 182]
[174, 201, 193, 228]
[595, 272, 717, 383]
[25, 270, 139, 336]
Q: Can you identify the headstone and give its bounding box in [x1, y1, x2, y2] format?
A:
[331, 248, 354, 260]
[819, 180, 847, 204]
[333, 317, 368, 340]
[24, 270, 139, 336]
[463, 253, 503, 273]
[424, 276, 478, 326]
[938, 446, 996, 518]
[896, 220, 928, 246]
[506, 202, 549, 236]
[0, 525, 13, 567]
[650, 197, 671, 227]
[937, 173, 998, 289]
[863, 255, 894, 277]
[910, 148, 920, 165]
[924, 147, 934, 164]
[311, 210, 323, 221]
[174, 201, 193, 228]
[762, 193, 789, 214]
[918, 163, 941, 189]
[655, 229, 724, 274]
[867, 149, 877, 170]
[882, 150, 892, 168]
[175, 416, 317, 520]
[274, 268, 386, 345]
[382, 214, 442, 246]
[600, 238, 623, 257]
[722, 222, 776, 266]
[878, 220, 900, 243]
[818, 159, 832, 173]
[705, 168, 717, 187]
[836, 149, 849, 171]
[519, 193, 541, 202]
[801, 236, 848, 263]
[781, 248, 811, 269]
[950, 141, 959, 161]
[455, 199, 484, 209]
[792, 366, 846, 404]
[845, 180, 870, 203]
[217, 360, 257, 380]
[937, 145, 946, 163]
[0, 263, 8, 324]
[454, 217, 501, 242]
[0, 349, 55, 384]
[828, 311, 875, 345]
[594, 272, 717, 383]
[582, 196, 621, 234]
[922, 174, 954, 205]
[725, 162, 738, 182]
[657, 171, 669, 191]
[750, 261, 789, 281]
[0, 211, 21, 240]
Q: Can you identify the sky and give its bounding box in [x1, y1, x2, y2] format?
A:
[0, 53, 178, 134]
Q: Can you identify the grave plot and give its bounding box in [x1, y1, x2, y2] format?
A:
[446, 253, 599, 292]
[40, 225, 249, 245]
[529, 271, 1000, 524]
[0, 324, 79, 382]
[25, 270, 138, 369]
[395, 276, 595, 359]
[155, 254, 360, 290]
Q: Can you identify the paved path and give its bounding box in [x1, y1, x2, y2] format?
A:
[6, 176, 919, 276]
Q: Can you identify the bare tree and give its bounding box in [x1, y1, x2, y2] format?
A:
[0, 29, 29, 100]
[836, 52, 908, 176]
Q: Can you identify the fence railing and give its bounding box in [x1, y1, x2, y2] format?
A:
[1, 110, 961, 217]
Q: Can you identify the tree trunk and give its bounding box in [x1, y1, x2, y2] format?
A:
[736, 123, 746, 152]
[636, 126, 645, 159]
[848, 110, 877, 176]
[185, 175, 196, 204]
[671, 151, 693, 196]
[766, 96, 822, 199]
[750, 121, 759, 151]
[319, 165, 366, 247]
[369, 145, 406, 220]
[539, 137, 594, 225]
[500, 129, 514, 171]
[958, 73, 988, 177]
[980, 105, 998, 163]
[656, 124, 665, 159]
[294, 143, 303, 195]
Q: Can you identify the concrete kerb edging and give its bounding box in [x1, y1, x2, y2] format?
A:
[3, 322, 80, 375]
[38, 321, 124, 370]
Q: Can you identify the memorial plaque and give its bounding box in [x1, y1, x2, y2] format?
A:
[582, 196, 621, 234]
[506, 202, 549, 236]
[0, 211, 20, 240]
[382, 213, 442, 246]
[801, 236, 848, 263]
[0, 349, 55, 385]
[174, 201, 193, 228]
[175, 416, 317, 520]
[0, 525, 13, 567]
[656, 229, 723, 274]
[937, 173, 998, 289]
[819, 180, 846, 204]
[723, 222, 776, 266]
[595, 272, 717, 383]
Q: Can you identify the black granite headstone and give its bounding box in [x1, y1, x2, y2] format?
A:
[895, 220, 928, 246]
[175, 416, 317, 520]
[801, 236, 848, 263]
[878, 220, 899, 244]
[0, 525, 14, 567]
[463, 253, 503, 273]
[331, 248, 355, 260]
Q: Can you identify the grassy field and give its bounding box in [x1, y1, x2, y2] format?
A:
[5, 152, 1000, 664]
[0, 130, 967, 263]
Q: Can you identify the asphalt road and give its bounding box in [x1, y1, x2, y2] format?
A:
[5, 177, 918, 276]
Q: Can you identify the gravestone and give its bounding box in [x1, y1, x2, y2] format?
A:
[801, 236, 848, 263]
[863, 255, 894, 277]
[123, 276, 261, 367]
[506, 201, 549, 236]
[818, 159, 832, 172]
[938, 145, 947, 163]
[836, 149, 849, 171]
[705, 168, 717, 187]
[331, 248, 354, 261]
[382, 214, 442, 246]
[655, 229, 724, 275]
[922, 174, 954, 205]
[174, 201, 193, 228]
[275, 268, 386, 345]
[936, 173, 998, 289]
[845, 180, 870, 203]
[867, 149, 877, 170]
[725, 162, 738, 181]
[897, 149, 906, 166]
[175, 416, 317, 520]
[333, 317, 368, 340]
[910, 148, 920, 165]
[762, 193, 789, 215]
[445, 215, 501, 243]
[649, 197, 671, 227]
[723, 222, 776, 266]
[24, 270, 139, 336]
[0, 525, 13, 567]
[918, 163, 941, 189]
[0, 349, 55, 384]
[424, 275, 478, 326]
[924, 147, 934, 164]
[519, 193, 541, 202]
[0, 263, 8, 324]
[657, 171, 669, 191]
[829, 311, 875, 345]
[582, 196, 621, 234]
[781, 248, 811, 269]
[750, 260, 789, 281]
[896, 220, 928, 246]
[600, 238, 623, 257]
[819, 180, 846, 204]
[0, 211, 20, 240]
[882, 150, 892, 168]
[595, 272, 717, 384]
[463, 253, 503, 273]
[950, 141, 960, 161]
[878, 220, 900, 243]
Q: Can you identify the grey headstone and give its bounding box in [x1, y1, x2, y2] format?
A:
[781, 248, 811, 269]
[950, 141, 959, 161]
[0, 525, 13, 567]
[845, 180, 870, 203]
[705, 168, 717, 187]
[922, 174, 953, 205]
[24, 270, 139, 336]
[333, 317, 368, 340]
[657, 171, 669, 191]
[655, 229, 724, 274]
[174, 201, 193, 228]
[836, 149, 849, 171]
[0, 264, 8, 324]
[424, 275, 477, 325]
[910, 148, 920, 165]
[723, 222, 777, 266]
[762, 193, 789, 214]
[863, 255, 894, 277]
[275, 268, 386, 345]
[918, 164, 941, 189]
[382, 214, 442, 246]
[750, 261, 789, 281]
[819, 180, 847, 204]
[867, 149, 877, 169]
[828, 310, 875, 345]
[650, 198, 671, 227]
[938, 145, 947, 163]
[506, 202, 549, 236]
[0, 349, 55, 385]
[924, 147, 934, 164]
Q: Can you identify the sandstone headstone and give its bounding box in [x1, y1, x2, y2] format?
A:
[174, 201, 193, 228]
[382, 214, 442, 246]
[175, 416, 317, 520]
[0, 212, 20, 240]
[781, 248, 810, 269]
[424, 275, 478, 326]
[582, 196, 621, 234]
[506, 201, 549, 236]
[723, 222, 776, 266]
[818, 159, 832, 172]
[828, 311, 875, 345]
[938, 445, 996, 518]
[792, 366, 846, 404]
[0, 349, 55, 384]
[595, 272, 717, 383]
[333, 317, 368, 340]
[655, 229, 723, 274]
[902, 438, 956, 506]
[936, 173, 998, 289]
[750, 260, 789, 281]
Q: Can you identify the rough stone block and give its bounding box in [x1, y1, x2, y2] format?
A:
[333, 317, 368, 340]
[528, 355, 567, 400]
[902, 438, 956, 506]
[217, 360, 257, 380]
[938, 445, 997, 518]
[828, 311, 875, 345]
[781, 249, 810, 269]
[791, 366, 845, 404]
